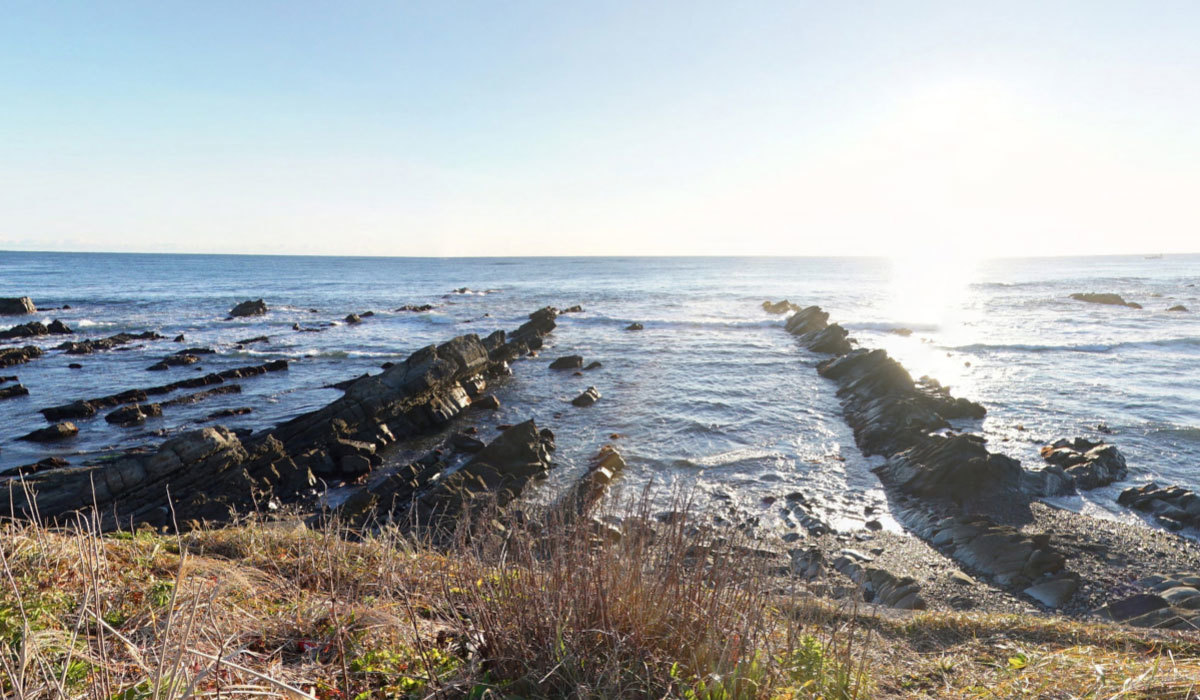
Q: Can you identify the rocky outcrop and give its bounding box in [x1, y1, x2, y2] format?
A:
[572, 386, 601, 407]
[876, 434, 1022, 503]
[0, 383, 29, 400]
[0, 297, 36, 315]
[762, 300, 800, 314]
[897, 503, 1066, 589]
[229, 299, 268, 317]
[558, 446, 626, 521]
[816, 348, 984, 456]
[0, 346, 43, 369]
[1039, 438, 1127, 490]
[1099, 573, 1200, 629]
[335, 420, 556, 530]
[777, 301, 1081, 604]
[549, 355, 583, 370]
[40, 359, 287, 421]
[831, 553, 926, 609]
[5, 308, 560, 531]
[1167, 305, 1189, 312]
[1069, 293, 1142, 309]
[625, 323, 644, 331]
[396, 304, 434, 312]
[58, 331, 164, 355]
[0, 320, 72, 340]
[147, 354, 201, 371]
[19, 422, 79, 442]
[105, 403, 163, 426]
[1118, 483, 1200, 530]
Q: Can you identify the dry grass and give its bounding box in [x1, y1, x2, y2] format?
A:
[0, 494, 1197, 699]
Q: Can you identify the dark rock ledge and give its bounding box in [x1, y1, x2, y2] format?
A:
[2, 306, 560, 532]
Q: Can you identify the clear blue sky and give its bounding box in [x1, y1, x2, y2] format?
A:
[2, 2, 1198, 256]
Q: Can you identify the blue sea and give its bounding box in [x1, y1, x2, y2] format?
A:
[1, 252, 1198, 531]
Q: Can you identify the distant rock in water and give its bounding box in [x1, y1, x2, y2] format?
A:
[762, 300, 800, 314]
[572, 386, 601, 407]
[0, 297, 36, 315]
[549, 355, 583, 370]
[625, 322, 644, 331]
[1167, 305, 1189, 312]
[561, 305, 584, 313]
[396, 304, 434, 312]
[1040, 437, 1127, 490]
[1070, 293, 1142, 309]
[229, 299, 268, 317]
[344, 313, 362, 324]
[888, 327, 913, 337]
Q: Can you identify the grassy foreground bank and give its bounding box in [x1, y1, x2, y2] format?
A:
[2, 502, 1198, 699]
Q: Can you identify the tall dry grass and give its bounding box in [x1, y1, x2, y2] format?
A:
[2, 484, 1197, 698]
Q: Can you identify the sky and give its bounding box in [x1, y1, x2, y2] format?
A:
[1, 1, 1198, 258]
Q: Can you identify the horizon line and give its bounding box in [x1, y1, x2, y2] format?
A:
[2, 248, 1197, 261]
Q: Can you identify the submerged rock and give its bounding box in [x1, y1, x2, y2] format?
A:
[0, 297, 36, 315]
[229, 299, 268, 317]
[1069, 292, 1142, 309]
[762, 300, 800, 314]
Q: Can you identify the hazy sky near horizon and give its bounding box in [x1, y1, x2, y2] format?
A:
[2, 2, 1198, 258]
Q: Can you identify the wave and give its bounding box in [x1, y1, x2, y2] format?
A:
[844, 321, 941, 333]
[948, 336, 1200, 354]
[563, 314, 785, 331]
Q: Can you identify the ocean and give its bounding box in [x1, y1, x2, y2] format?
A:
[1, 252, 1197, 532]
